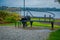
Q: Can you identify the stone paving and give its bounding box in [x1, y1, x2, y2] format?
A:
[0, 26, 51, 40]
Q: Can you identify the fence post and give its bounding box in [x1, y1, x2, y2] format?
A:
[18, 21, 20, 28]
[49, 15, 51, 21]
[15, 22, 16, 27]
[44, 14, 46, 21]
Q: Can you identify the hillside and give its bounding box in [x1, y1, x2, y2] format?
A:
[0, 6, 60, 12]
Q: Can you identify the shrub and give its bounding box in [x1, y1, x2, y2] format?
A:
[0, 10, 9, 21]
[0, 10, 21, 23]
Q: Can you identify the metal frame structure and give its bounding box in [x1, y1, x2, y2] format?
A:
[18, 0, 55, 30]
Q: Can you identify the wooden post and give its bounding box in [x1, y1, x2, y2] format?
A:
[44, 14, 46, 21]
[49, 15, 51, 21]
[18, 21, 20, 28]
[39, 17, 40, 21]
[15, 22, 16, 27]
[20, 21, 22, 27]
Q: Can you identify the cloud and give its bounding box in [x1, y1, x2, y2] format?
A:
[0, 0, 60, 8]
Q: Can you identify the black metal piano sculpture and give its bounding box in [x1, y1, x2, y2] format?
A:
[20, 11, 55, 29]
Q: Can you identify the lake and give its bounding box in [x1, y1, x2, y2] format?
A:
[16, 11, 60, 19]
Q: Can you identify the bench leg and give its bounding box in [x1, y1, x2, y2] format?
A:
[51, 22, 54, 30]
[22, 22, 27, 28]
[30, 21, 33, 27]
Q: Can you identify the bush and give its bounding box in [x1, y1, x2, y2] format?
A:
[0, 10, 21, 23]
[0, 10, 9, 21]
[5, 13, 21, 23]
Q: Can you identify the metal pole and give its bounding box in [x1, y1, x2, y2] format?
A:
[24, 0, 25, 17]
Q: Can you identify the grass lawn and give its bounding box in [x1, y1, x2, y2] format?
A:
[0, 18, 60, 28]
[48, 29, 60, 40]
[31, 18, 60, 22]
[27, 22, 60, 27]
[0, 23, 15, 26]
[55, 19, 60, 22]
[0, 22, 21, 27]
[0, 21, 60, 28]
[34, 22, 60, 28]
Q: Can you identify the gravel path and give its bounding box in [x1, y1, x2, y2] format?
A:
[0, 26, 51, 40]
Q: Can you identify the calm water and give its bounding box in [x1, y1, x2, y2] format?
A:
[16, 11, 60, 18]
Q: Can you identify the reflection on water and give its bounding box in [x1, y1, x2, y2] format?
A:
[16, 11, 60, 18]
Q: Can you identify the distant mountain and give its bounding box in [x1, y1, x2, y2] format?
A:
[0, 6, 60, 12]
[0, 6, 8, 10]
[23, 7, 60, 12]
[6, 7, 21, 11]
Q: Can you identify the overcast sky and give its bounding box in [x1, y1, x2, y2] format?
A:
[0, 0, 60, 8]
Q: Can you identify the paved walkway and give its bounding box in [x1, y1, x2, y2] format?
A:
[0, 26, 51, 40]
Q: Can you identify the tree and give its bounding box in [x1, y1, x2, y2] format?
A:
[57, 0, 60, 3]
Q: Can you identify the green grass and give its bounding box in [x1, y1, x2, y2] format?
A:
[0, 21, 60, 28]
[27, 22, 60, 28]
[55, 19, 60, 22]
[31, 18, 59, 22]
[0, 18, 60, 28]
[0, 22, 21, 27]
[30, 18, 60, 28]
[48, 29, 60, 40]
[31, 18, 54, 21]
[0, 23, 15, 26]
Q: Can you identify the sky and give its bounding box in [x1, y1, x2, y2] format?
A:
[0, 0, 60, 8]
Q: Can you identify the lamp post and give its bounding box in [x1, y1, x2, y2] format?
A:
[24, 0, 25, 17]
